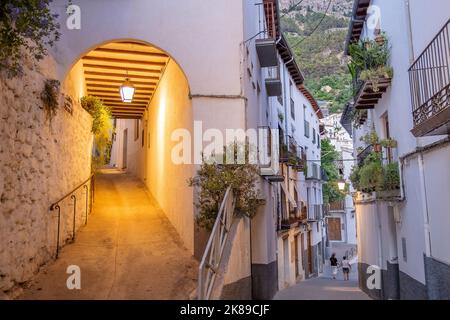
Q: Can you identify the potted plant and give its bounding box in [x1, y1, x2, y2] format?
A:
[375, 31, 386, 46]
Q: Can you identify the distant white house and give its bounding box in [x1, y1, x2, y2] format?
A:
[321, 113, 357, 245]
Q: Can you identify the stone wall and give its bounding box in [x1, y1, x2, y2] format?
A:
[0, 56, 93, 297]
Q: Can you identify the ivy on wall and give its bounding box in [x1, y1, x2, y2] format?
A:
[80, 96, 113, 171]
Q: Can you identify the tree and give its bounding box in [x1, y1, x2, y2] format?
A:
[321, 138, 345, 204]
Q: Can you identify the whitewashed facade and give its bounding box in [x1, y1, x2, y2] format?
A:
[343, 0, 450, 299]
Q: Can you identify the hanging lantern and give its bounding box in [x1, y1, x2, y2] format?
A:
[337, 179, 346, 191]
[119, 78, 135, 103]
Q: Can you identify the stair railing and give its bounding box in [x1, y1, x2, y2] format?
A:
[49, 174, 95, 258]
[198, 186, 236, 300]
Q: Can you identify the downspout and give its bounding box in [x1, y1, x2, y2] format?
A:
[403, 0, 431, 257]
[281, 56, 294, 196]
[418, 153, 432, 257]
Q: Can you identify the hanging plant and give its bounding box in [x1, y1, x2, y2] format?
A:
[0, 1, 63, 77]
[81, 96, 113, 171]
[40, 79, 60, 123]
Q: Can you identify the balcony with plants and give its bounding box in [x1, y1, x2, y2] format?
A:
[350, 131, 400, 201]
[279, 135, 306, 171]
[348, 33, 393, 110]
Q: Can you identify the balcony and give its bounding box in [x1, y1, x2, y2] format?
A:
[307, 204, 322, 221]
[353, 77, 392, 110]
[329, 200, 345, 212]
[409, 19, 450, 137]
[306, 163, 321, 181]
[255, 1, 278, 68]
[348, 34, 393, 110]
[357, 144, 374, 166]
[265, 66, 282, 96]
[279, 135, 306, 171]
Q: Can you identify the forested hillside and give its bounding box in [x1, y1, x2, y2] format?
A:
[280, 0, 354, 113]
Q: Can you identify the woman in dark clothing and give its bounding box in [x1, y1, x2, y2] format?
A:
[330, 253, 338, 279]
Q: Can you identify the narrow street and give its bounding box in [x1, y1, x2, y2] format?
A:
[274, 244, 370, 300]
[20, 169, 198, 300]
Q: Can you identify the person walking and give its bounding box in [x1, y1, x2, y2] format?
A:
[330, 253, 338, 279]
[341, 256, 351, 281]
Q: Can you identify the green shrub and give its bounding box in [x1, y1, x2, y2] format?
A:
[384, 162, 400, 190]
[188, 143, 265, 231]
[81, 96, 113, 171]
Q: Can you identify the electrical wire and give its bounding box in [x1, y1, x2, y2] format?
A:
[289, 0, 334, 50]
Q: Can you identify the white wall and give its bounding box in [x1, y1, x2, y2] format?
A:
[51, 0, 244, 97]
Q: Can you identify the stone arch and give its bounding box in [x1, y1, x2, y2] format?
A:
[63, 38, 195, 253]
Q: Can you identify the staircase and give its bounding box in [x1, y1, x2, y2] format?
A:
[197, 187, 238, 300]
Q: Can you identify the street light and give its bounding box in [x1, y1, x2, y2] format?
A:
[119, 76, 135, 103]
[338, 179, 346, 191]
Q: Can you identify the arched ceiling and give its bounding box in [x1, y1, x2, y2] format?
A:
[82, 41, 169, 118]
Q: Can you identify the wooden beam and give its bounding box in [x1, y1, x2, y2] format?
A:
[86, 83, 155, 90]
[104, 103, 147, 108]
[87, 91, 152, 99]
[83, 56, 166, 67]
[85, 78, 157, 86]
[100, 98, 149, 103]
[93, 47, 168, 58]
[84, 71, 160, 80]
[83, 63, 162, 74]
[113, 116, 142, 119]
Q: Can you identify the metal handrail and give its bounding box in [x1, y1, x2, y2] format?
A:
[50, 173, 95, 258]
[198, 187, 236, 300]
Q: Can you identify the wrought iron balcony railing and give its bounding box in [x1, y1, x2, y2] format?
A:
[357, 144, 374, 166]
[409, 19, 450, 137]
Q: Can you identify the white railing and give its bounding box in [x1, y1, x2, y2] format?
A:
[198, 187, 236, 300]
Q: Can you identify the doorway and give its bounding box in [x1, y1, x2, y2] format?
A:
[283, 237, 290, 286]
[122, 129, 128, 169]
[307, 231, 313, 277]
[294, 234, 300, 279]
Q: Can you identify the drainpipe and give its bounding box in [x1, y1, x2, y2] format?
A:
[418, 153, 432, 257]
[404, 0, 415, 64]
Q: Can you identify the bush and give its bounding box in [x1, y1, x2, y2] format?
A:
[188, 143, 265, 231]
[384, 162, 400, 190]
[0, 0, 62, 76]
[81, 96, 113, 170]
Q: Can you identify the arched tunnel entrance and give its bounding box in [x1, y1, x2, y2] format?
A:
[21, 40, 198, 299]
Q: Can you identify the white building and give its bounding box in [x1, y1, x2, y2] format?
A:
[321, 113, 357, 245]
[109, 0, 326, 295]
[0, 0, 324, 299]
[342, 0, 450, 300]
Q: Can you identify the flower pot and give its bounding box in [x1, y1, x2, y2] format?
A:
[375, 35, 385, 46]
[374, 144, 382, 153]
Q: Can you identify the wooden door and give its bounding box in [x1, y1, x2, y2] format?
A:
[328, 217, 342, 241]
[294, 235, 299, 278]
[307, 231, 312, 276]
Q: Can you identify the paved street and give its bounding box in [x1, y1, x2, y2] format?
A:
[20, 169, 198, 300]
[274, 243, 370, 300]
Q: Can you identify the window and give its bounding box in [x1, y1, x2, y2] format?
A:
[312, 128, 316, 144]
[317, 133, 320, 148]
[290, 98, 295, 120]
[383, 114, 393, 163]
[303, 104, 309, 138]
[134, 119, 140, 141]
[304, 120, 310, 138]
